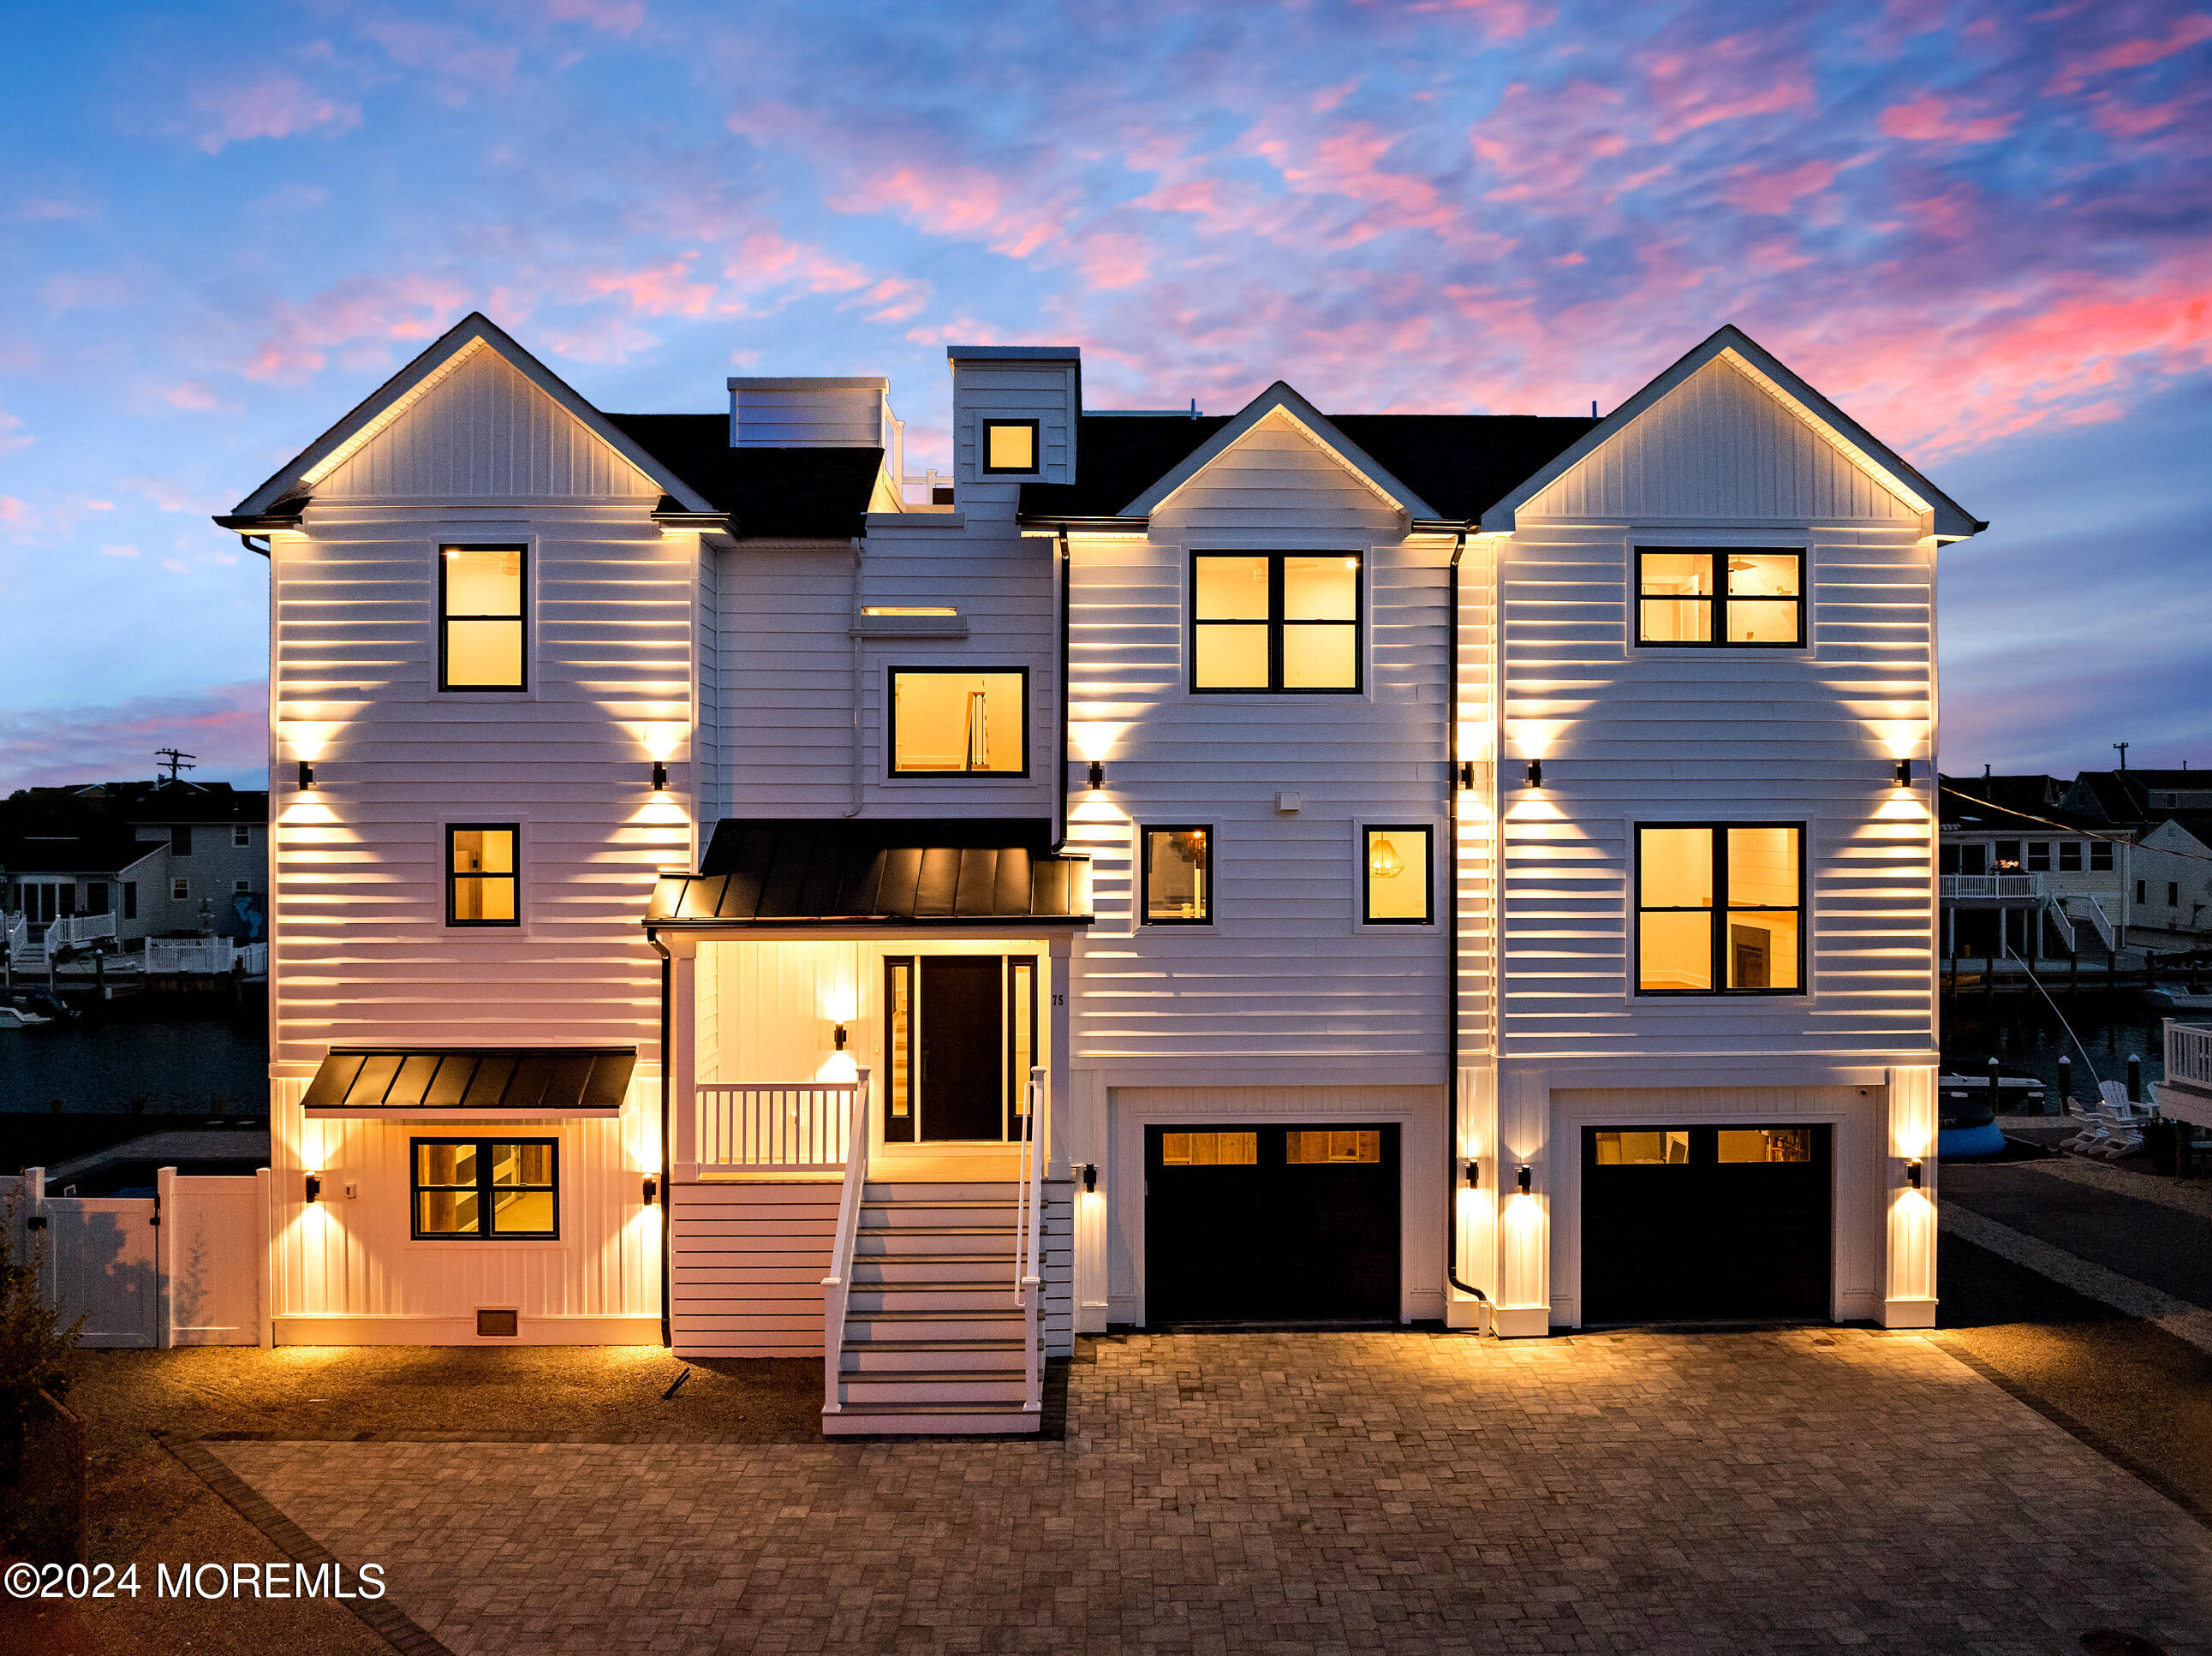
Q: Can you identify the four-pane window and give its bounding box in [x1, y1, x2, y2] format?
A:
[1191, 552, 1361, 692]
[448, 825, 520, 926]
[1637, 824, 1804, 994]
[411, 1139, 557, 1240]
[1637, 549, 1804, 646]
[440, 545, 526, 690]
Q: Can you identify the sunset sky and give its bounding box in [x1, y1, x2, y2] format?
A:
[2, 0, 2206, 788]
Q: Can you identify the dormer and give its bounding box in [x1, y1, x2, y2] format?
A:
[946, 346, 1080, 515]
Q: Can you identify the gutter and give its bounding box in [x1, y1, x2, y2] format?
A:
[1444, 527, 1491, 1319]
[845, 535, 866, 817]
[646, 927, 673, 1349]
[1053, 526, 1071, 854]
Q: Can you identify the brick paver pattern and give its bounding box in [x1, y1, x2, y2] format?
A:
[209, 1329, 2212, 1654]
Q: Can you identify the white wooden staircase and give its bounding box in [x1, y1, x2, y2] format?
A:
[825, 1179, 1042, 1436]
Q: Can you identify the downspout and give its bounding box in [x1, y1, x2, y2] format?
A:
[846, 536, 865, 817]
[647, 927, 673, 1349]
[1445, 527, 1490, 1316]
[1053, 525, 1071, 853]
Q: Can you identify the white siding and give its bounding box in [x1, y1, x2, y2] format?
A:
[730, 382, 887, 448]
[952, 358, 1077, 488]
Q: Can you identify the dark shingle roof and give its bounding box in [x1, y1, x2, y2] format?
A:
[602, 414, 883, 539]
[1018, 412, 1600, 523]
[1938, 774, 2107, 835]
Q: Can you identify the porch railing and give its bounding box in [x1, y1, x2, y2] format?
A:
[1011, 1063, 1047, 1417]
[43, 914, 117, 951]
[820, 1069, 872, 1421]
[1941, 874, 2046, 900]
[696, 1081, 863, 1173]
[2167, 1022, 2212, 1093]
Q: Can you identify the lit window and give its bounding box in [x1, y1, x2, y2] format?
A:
[412, 1139, 557, 1239]
[1717, 1127, 1816, 1163]
[981, 420, 1039, 474]
[1192, 552, 1360, 692]
[1637, 549, 1804, 646]
[440, 545, 526, 690]
[448, 825, 519, 926]
[1142, 826, 1212, 924]
[1994, 840, 2020, 870]
[1363, 825, 1432, 925]
[1159, 1131, 1257, 1165]
[1286, 1129, 1380, 1165]
[1637, 824, 1803, 994]
[889, 669, 1027, 775]
[1593, 1130, 1689, 1165]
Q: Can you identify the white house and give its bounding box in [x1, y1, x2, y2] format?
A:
[218, 313, 1979, 1433]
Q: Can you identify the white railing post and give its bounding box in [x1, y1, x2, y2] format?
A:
[1016, 1064, 1046, 1415]
[820, 1068, 871, 1418]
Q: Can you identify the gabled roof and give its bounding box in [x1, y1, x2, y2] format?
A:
[1118, 382, 1441, 520]
[1479, 325, 1986, 539]
[599, 414, 883, 539]
[1938, 774, 2106, 834]
[221, 313, 716, 525]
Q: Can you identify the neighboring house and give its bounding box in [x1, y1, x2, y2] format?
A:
[2131, 816, 2212, 951]
[1, 782, 269, 950]
[217, 313, 1978, 1428]
[1937, 772, 2127, 957]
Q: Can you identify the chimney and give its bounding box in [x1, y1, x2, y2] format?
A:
[945, 346, 1080, 517]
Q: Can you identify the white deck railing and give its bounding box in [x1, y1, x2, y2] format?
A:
[696, 1081, 863, 1173]
[820, 1069, 873, 1421]
[144, 938, 236, 974]
[43, 913, 118, 950]
[1941, 874, 2046, 900]
[2167, 1022, 2212, 1092]
[1011, 1063, 1047, 1417]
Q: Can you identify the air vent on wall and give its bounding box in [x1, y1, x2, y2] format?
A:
[476, 1308, 519, 1337]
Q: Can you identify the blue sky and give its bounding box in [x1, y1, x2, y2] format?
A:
[2, 0, 2207, 787]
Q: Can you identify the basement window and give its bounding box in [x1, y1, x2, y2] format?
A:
[1637, 824, 1804, 995]
[889, 668, 1028, 775]
[440, 545, 527, 690]
[1637, 549, 1804, 647]
[412, 1139, 557, 1240]
[981, 419, 1039, 474]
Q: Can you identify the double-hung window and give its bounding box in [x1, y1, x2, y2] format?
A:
[448, 825, 520, 926]
[440, 545, 527, 690]
[1637, 549, 1804, 646]
[1191, 552, 1361, 692]
[1637, 825, 1804, 994]
[2059, 842, 2082, 873]
[1141, 826, 1212, 923]
[411, 1139, 557, 1239]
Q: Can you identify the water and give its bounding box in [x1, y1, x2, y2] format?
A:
[0, 1004, 268, 1113]
[1941, 990, 2168, 1101]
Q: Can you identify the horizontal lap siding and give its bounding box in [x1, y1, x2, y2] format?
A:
[718, 545, 856, 814]
[1501, 357, 1935, 1067]
[1070, 415, 1457, 1083]
[671, 1182, 837, 1355]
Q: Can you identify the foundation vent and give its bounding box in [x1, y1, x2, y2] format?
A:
[475, 1308, 519, 1337]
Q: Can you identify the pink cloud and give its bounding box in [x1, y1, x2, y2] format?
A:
[0, 497, 27, 526]
[0, 408, 27, 456]
[185, 72, 360, 154]
[1878, 94, 2018, 145]
[2048, 14, 2212, 95]
[1726, 159, 1840, 215]
[163, 380, 227, 412]
[239, 272, 472, 383]
[0, 681, 268, 792]
[538, 0, 647, 33]
[1639, 36, 1815, 141]
[585, 254, 721, 317]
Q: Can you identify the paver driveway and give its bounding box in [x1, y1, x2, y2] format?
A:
[206, 1328, 2212, 1654]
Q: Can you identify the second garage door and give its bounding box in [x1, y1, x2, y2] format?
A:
[1582, 1124, 1831, 1324]
[1145, 1124, 1400, 1324]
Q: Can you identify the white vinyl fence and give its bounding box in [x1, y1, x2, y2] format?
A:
[5, 1167, 270, 1348]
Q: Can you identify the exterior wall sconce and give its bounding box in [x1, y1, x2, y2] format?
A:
[651, 761, 669, 792]
[1087, 759, 1106, 790]
[1516, 1164, 1532, 1194]
[1464, 1158, 1480, 1189]
[1906, 1159, 1923, 1190]
[1457, 761, 1475, 791]
[643, 1174, 660, 1206]
[297, 761, 315, 789]
[833, 1022, 849, 1051]
[1082, 1162, 1098, 1193]
[1524, 758, 1543, 789]
[304, 1173, 323, 1203]
[1894, 757, 1912, 786]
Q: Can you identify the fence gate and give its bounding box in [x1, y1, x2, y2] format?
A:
[43, 1196, 160, 1349]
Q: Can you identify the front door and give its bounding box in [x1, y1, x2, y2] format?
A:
[882, 955, 1038, 1143]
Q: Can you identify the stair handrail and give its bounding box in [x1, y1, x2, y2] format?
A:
[1014, 1064, 1047, 1415]
[820, 1067, 872, 1419]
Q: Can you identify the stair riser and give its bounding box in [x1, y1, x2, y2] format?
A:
[850, 1288, 1026, 1313]
[861, 1206, 1023, 1228]
[862, 1182, 1025, 1203]
[841, 1377, 1027, 1404]
[842, 1345, 1021, 1373]
[852, 1259, 1017, 1284]
[856, 1230, 1017, 1254]
[845, 1315, 1028, 1343]
[823, 1411, 1040, 1437]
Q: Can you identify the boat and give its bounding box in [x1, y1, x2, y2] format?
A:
[2144, 987, 2212, 1012]
[0, 1004, 52, 1029]
[1937, 1071, 2044, 1159]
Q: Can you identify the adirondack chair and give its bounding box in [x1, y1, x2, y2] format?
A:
[2067, 1081, 2145, 1159]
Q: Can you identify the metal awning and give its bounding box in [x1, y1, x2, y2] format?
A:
[301, 1047, 637, 1117]
[646, 817, 1093, 929]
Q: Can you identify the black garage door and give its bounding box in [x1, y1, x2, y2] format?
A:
[1146, 1124, 1399, 1324]
[1582, 1124, 1831, 1324]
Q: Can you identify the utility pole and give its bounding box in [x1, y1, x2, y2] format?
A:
[154, 748, 198, 784]
[2113, 742, 2130, 772]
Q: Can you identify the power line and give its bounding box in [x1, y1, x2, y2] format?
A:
[1938, 783, 2212, 868]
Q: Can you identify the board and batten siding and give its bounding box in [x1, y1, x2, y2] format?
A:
[1066, 412, 1465, 1087]
[1497, 354, 1937, 1073]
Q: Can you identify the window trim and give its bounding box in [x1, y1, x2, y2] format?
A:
[445, 822, 522, 928]
[438, 543, 529, 694]
[408, 1136, 559, 1242]
[1634, 547, 1806, 651]
[1188, 550, 1365, 695]
[1361, 822, 1434, 926]
[1139, 824, 1214, 926]
[1634, 820, 1807, 998]
[234, 825, 252, 847]
[885, 665, 1032, 778]
[170, 877, 189, 901]
[980, 418, 1041, 476]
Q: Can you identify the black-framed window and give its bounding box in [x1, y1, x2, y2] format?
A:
[1636, 548, 1804, 647]
[981, 419, 1040, 474]
[440, 545, 527, 691]
[888, 667, 1029, 776]
[1363, 825, 1433, 925]
[447, 824, 520, 926]
[1637, 823, 1804, 995]
[411, 1139, 557, 1239]
[1142, 826, 1212, 924]
[1191, 551, 1362, 692]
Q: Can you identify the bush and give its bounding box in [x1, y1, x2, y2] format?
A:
[0, 1204, 80, 1466]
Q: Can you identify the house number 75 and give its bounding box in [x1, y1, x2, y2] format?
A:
[1052, 993, 1065, 1005]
